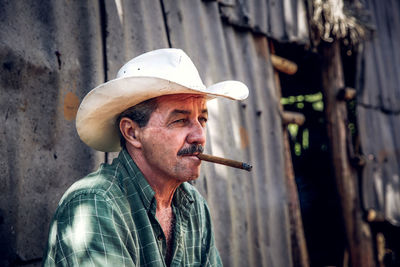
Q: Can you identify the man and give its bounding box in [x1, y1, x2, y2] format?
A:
[43, 48, 248, 266]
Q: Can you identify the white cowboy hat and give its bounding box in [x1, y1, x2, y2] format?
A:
[76, 48, 249, 152]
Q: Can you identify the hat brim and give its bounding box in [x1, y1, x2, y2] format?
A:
[76, 76, 249, 152]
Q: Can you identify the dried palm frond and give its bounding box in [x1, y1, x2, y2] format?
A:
[309, 0, 374, 46]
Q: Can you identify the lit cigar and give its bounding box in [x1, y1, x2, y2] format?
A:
[197, 153, 253, 172]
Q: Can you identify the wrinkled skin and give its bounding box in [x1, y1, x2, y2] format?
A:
[121, 94, 208, 201]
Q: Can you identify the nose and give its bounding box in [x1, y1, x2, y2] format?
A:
[187, 120, 206, 145]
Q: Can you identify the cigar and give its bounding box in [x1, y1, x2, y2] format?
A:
[197, 153, 253, 172]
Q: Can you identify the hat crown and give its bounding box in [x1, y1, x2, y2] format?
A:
[117, 48, 206, 90]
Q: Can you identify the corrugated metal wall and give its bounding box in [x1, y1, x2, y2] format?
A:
[357, 0, 400, 226]
[219, 0, 309, 43]
[0, 1, 105, 264]
[0, 0, 312, 266]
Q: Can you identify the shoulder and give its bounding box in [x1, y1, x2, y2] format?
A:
[56, 162, 127, 215]
[44, 164, 138, 266]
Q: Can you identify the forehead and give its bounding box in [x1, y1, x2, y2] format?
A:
[155, 94, 207, 109]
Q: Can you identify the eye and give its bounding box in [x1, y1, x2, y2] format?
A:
[199, 117, 208, 126]
[173, 118, 188, 124]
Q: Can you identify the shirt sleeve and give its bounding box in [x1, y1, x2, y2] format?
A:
[43, 192, 137, 266]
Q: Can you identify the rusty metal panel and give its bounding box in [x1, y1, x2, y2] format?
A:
[104, 0, 170, 79]
[358, 107, 400, 225]
[219, 0, 309, 43]
[358, 0, 400, 111]
[357, 0, 400, 225]
[0, 0, 104, 264]
[163, 1, 292, 266]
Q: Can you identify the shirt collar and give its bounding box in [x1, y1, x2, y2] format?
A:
[119, 148, 155, 211]
[173, 183, 195, 219]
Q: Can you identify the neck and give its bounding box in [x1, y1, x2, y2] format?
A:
[150, 178, 180, 210]
[127, 147, 181, 210]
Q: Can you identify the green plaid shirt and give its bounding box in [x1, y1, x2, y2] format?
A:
[43, 148, 222, 266]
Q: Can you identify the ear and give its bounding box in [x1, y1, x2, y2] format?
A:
[119, 117, 142, 149]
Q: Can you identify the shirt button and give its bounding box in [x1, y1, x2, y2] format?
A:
[157, 235, 163, 241]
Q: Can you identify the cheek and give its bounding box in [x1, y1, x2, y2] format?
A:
[142, 128, 183, 157]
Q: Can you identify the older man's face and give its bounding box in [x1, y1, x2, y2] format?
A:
[137, 94, 208, 182]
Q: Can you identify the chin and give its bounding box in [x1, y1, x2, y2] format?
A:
[172, 162, 201, 182]
[176, 170, 200, 182]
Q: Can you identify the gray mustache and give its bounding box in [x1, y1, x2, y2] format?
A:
[177, 144, 204, 156]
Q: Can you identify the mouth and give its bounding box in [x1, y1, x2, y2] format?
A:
[180, 153, 199, 158]
[179, 152, 201, 163]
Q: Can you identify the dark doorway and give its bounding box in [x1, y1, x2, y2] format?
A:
[273, 41, 346, 267]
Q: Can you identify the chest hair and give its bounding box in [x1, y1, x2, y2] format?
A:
[156, 207, 175, 261]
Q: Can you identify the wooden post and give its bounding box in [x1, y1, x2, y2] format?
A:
[270, 41, 310, 267]
[320, 41, 375, 267]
